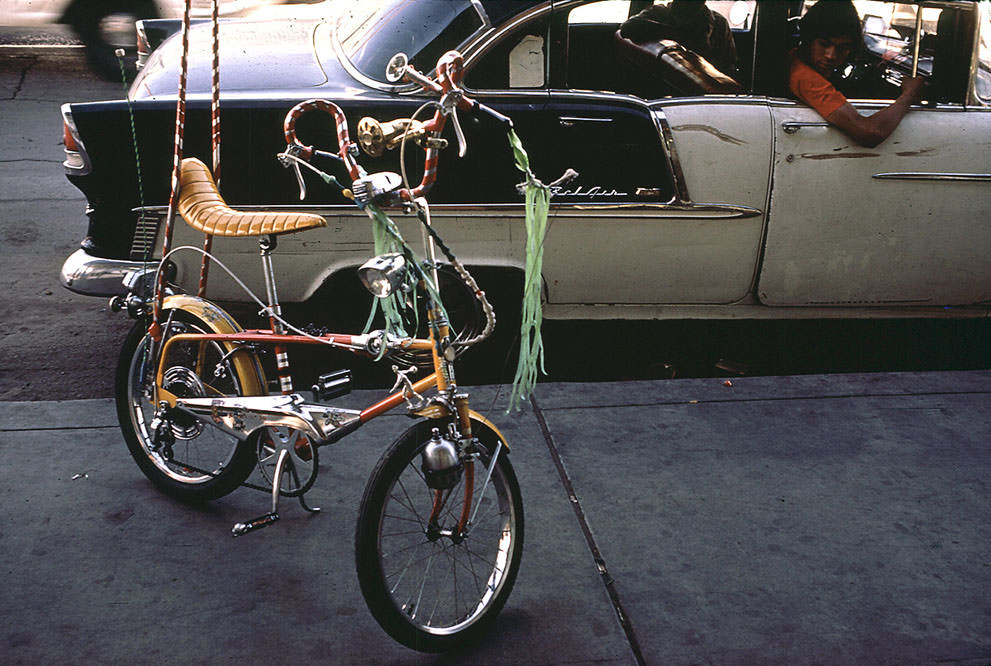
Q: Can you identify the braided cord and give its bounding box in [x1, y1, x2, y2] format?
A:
[198, 0, 222, 296]
[151, 0, 193, 335]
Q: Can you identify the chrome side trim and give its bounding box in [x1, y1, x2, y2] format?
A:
[872, 172, 991, 182]
[556, 203, 763, 218]
[771, 97, 980, 112]
[653, 95, 759, 107]
[652, 108, 692, 203]
[469, 0, 491, 29]
[140, 201, 762, 219]
[559, 116, 614, 125]
[138, 198, 761, 220]
[60, 249, 150, 296]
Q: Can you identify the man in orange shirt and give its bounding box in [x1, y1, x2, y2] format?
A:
[790, 0, 924, 147]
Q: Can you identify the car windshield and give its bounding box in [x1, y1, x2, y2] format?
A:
[336, 0, 485, 83]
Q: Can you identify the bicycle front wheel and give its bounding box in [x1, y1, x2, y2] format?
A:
[115, 307, 263, 502]
[355, 418, 524, 652]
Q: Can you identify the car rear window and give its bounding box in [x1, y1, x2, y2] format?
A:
[337, 0, 484, 83]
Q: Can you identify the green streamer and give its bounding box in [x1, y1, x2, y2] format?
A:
[507, 129, 550, 411]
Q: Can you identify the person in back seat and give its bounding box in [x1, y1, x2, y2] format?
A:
[619, 0, 738, 77]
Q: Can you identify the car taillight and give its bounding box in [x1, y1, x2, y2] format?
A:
[61, 104, 91, 175]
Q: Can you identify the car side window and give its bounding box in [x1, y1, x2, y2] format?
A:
[466, 0, 756, 98]
[465, 17, 549, 90]
[566, 0, 752, 97]
[977, 2, 991, 103]
[803, 1, 976, 104]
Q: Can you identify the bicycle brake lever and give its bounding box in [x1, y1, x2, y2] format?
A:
[440, 90, 467, 157]
[293, 162, 307, 200]
[452, 107, 467, 158]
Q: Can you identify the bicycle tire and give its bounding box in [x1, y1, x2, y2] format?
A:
[115, 308, 263, 502]
[355, 417, 524, 652]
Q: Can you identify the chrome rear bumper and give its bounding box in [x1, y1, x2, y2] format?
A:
[60, 248, 151, 296]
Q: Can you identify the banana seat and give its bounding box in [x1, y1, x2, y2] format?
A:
[178, 157, 326, 237]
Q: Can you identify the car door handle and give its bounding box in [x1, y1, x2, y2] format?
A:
[782, 121, 831, 134]
[559, 116, 614, 128]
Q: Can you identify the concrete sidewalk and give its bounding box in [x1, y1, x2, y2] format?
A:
[1, 371, 989, 665]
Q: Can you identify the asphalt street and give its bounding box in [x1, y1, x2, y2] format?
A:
[2, 372, 990, 664]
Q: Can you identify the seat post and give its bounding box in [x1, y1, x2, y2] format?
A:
[259, 234, 294, 394]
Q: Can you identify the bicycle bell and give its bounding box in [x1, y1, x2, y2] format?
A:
[421, 428, 463, 490]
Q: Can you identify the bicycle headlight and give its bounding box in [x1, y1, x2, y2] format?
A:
[358, 253, 408, 298]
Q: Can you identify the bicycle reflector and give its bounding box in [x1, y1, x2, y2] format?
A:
[358, 253, 407, 298]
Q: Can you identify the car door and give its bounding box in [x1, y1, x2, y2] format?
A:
[759, 0, 991, 308]
[460, 0, 770, 307]
[535, 0, 770, 306]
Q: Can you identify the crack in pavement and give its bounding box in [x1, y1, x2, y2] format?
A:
[6, 55, 38, 101]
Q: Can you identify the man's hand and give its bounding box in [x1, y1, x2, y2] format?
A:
[900, 75, 925, 104]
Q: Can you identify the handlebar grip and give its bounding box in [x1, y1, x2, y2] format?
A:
[283, 99, 359, 179]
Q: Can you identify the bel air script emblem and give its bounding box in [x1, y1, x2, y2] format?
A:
[549, 184, 628, 199]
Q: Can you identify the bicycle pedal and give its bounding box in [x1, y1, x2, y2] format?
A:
[312, 369, 351, 401]
[231, 512, 279, 537]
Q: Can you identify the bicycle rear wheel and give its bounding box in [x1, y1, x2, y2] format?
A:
[115, 308, 263, 502]
[355, 418, 524, 652]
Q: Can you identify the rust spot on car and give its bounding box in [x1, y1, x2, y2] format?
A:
[672, 124, 746, 146]
[800, 152, 880, 160]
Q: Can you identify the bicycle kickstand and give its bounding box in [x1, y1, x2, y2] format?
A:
[231, 449, 320, 537]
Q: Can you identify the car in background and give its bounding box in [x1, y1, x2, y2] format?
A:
[59, 0, 991, 321]
[1, 0, 332, 78]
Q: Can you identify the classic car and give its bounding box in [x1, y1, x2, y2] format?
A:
[59, 0, 991, 321]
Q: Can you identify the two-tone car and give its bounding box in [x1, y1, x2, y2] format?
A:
[60, 0, 991, 320]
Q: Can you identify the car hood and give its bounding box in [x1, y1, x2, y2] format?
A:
[131, 18, 336, 99]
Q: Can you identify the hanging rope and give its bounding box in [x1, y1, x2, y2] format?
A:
[197, 0, 222, 296]
[210, 0, 221, 179]
[150, 0, 194, 339]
